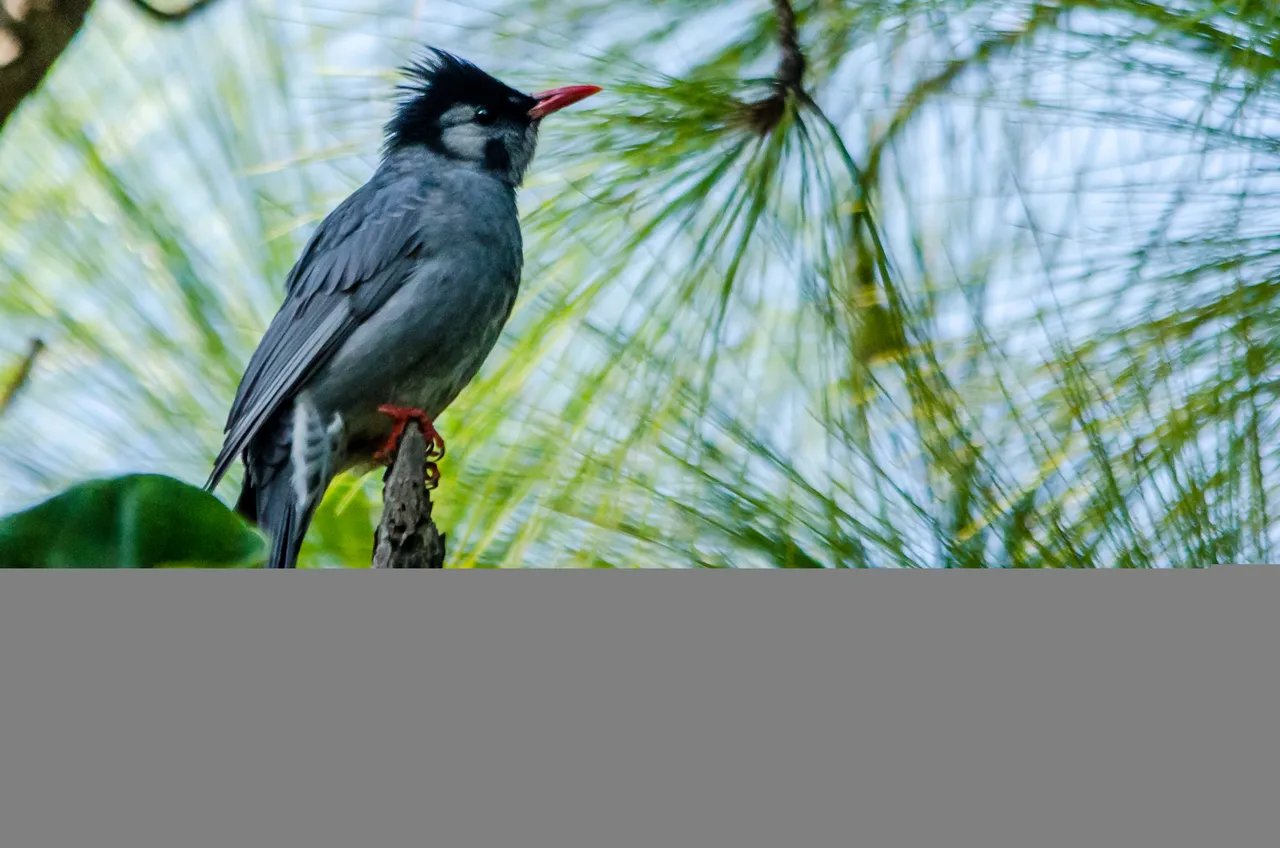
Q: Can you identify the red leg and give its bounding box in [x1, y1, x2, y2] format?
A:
[373, 404, 446, 467]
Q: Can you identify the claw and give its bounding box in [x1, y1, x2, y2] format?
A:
[373, 404, 446, 468]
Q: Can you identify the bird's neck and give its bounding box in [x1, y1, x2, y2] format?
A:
[382, 143, 522, 190]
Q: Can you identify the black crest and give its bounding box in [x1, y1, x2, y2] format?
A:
[383, 49, 538, 154]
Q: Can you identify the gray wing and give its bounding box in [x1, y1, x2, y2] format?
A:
[206, 170, 432, 491]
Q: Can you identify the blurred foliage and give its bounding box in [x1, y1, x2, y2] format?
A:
[0, 474, 264, 567]
[1, 0, 1277, 567]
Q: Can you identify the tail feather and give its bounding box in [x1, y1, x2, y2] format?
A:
[235, 475, 258, 524]
[260, 491, 305, 570]
[232, 396, 344, 569]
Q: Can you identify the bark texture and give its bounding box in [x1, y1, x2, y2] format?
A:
[372, 422, 447, 569]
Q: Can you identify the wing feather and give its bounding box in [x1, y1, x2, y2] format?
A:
[206, 169, 430, 491]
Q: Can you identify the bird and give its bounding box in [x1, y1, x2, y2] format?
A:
[205, 49, 601, 568]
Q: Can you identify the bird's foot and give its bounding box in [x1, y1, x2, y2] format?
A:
[373, 405, 446, 482]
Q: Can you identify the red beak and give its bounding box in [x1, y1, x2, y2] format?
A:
[528, 85, 602, 119]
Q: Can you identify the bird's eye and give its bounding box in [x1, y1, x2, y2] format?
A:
[475, 108, 496, 126]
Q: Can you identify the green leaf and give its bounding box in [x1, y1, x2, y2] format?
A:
[0, 474, 266, 568]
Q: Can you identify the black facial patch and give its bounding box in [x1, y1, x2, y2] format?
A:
[384, 49, 539, 155]
[483, 138, 512, 174]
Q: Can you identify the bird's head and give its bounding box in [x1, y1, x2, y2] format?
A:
[384, 49, 601, 186]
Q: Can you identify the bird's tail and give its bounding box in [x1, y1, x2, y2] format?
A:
[235, 475, 259, 523]
[240, 398, 344, 569]
[257, 485, 307, 570]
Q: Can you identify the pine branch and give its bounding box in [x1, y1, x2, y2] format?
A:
[739, 0, 807, 135]
[372, 422, 447, 569]
[858, 6, 1056, 196]
[771, 0, 804, 92]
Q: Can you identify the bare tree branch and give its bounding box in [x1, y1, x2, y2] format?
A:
[0, 0, 94, 132]
[372, 422, 447, 569]
[0, 0, 221, 134]
[122, 0, 218, 25]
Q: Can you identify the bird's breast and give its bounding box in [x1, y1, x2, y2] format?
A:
[314, 262, 517, 462]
